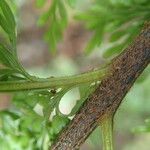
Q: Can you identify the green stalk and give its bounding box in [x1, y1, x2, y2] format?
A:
[100, 115, 114, 150]
[0, 68, 107, 92]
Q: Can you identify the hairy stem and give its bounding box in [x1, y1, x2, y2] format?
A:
[0, 68, 106, 92]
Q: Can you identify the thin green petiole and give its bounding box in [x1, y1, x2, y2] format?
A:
[100, 115, 114, 150]
[0, 67, 107, 92]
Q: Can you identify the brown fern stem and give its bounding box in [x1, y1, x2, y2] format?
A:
[51, 22, 150, 150]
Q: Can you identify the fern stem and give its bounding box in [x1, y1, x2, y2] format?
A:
[100, 115, 114, 150]
[0, 67, 107, 92]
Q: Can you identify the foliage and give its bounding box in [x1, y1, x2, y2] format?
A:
[0, 0, 150, 149]
[36, 0, 68, 53]
[36, 0, 150, 56]
[133, 119, 150, 133]
[0, 2, 100, 149]
[75, 0, 150, 55]
[0, 0, 34, 81]
[0, 106, 69, 149]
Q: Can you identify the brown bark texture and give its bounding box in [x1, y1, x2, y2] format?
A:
[51, 22, 150, 150]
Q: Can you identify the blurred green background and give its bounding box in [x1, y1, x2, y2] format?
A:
[0, 0, 150, 150]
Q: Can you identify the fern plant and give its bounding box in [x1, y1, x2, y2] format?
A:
[0, 0, 150, 149]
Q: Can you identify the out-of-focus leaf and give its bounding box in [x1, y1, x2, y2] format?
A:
[0, 44, 18, 68]
[103, 43, 126, 58]
[110, 30, 127, 42]
[67, 0, 76, 8]
[58, 1, 68, 29]
[0, 68, 18, 75]
[37, 11, 50, 26]
[36, 0, 46, 8]
[75, 0, 150, 54]
[13, 92, 39, 110]
[86, 28, 104, 54]
[132, 118, 150, 133]
[0, 0, 16, 29]
[37, 0, 68, 53]
[0, 44, 32, 80]
[0, 0, 16, 45]
[0, 14, 11, 34]
[45, 23, 58, 53]
[0, 110, 20, 120]
[132, 126, 150, 133]
[51, 115, 70, 134]
[0, 67, 27, 81]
